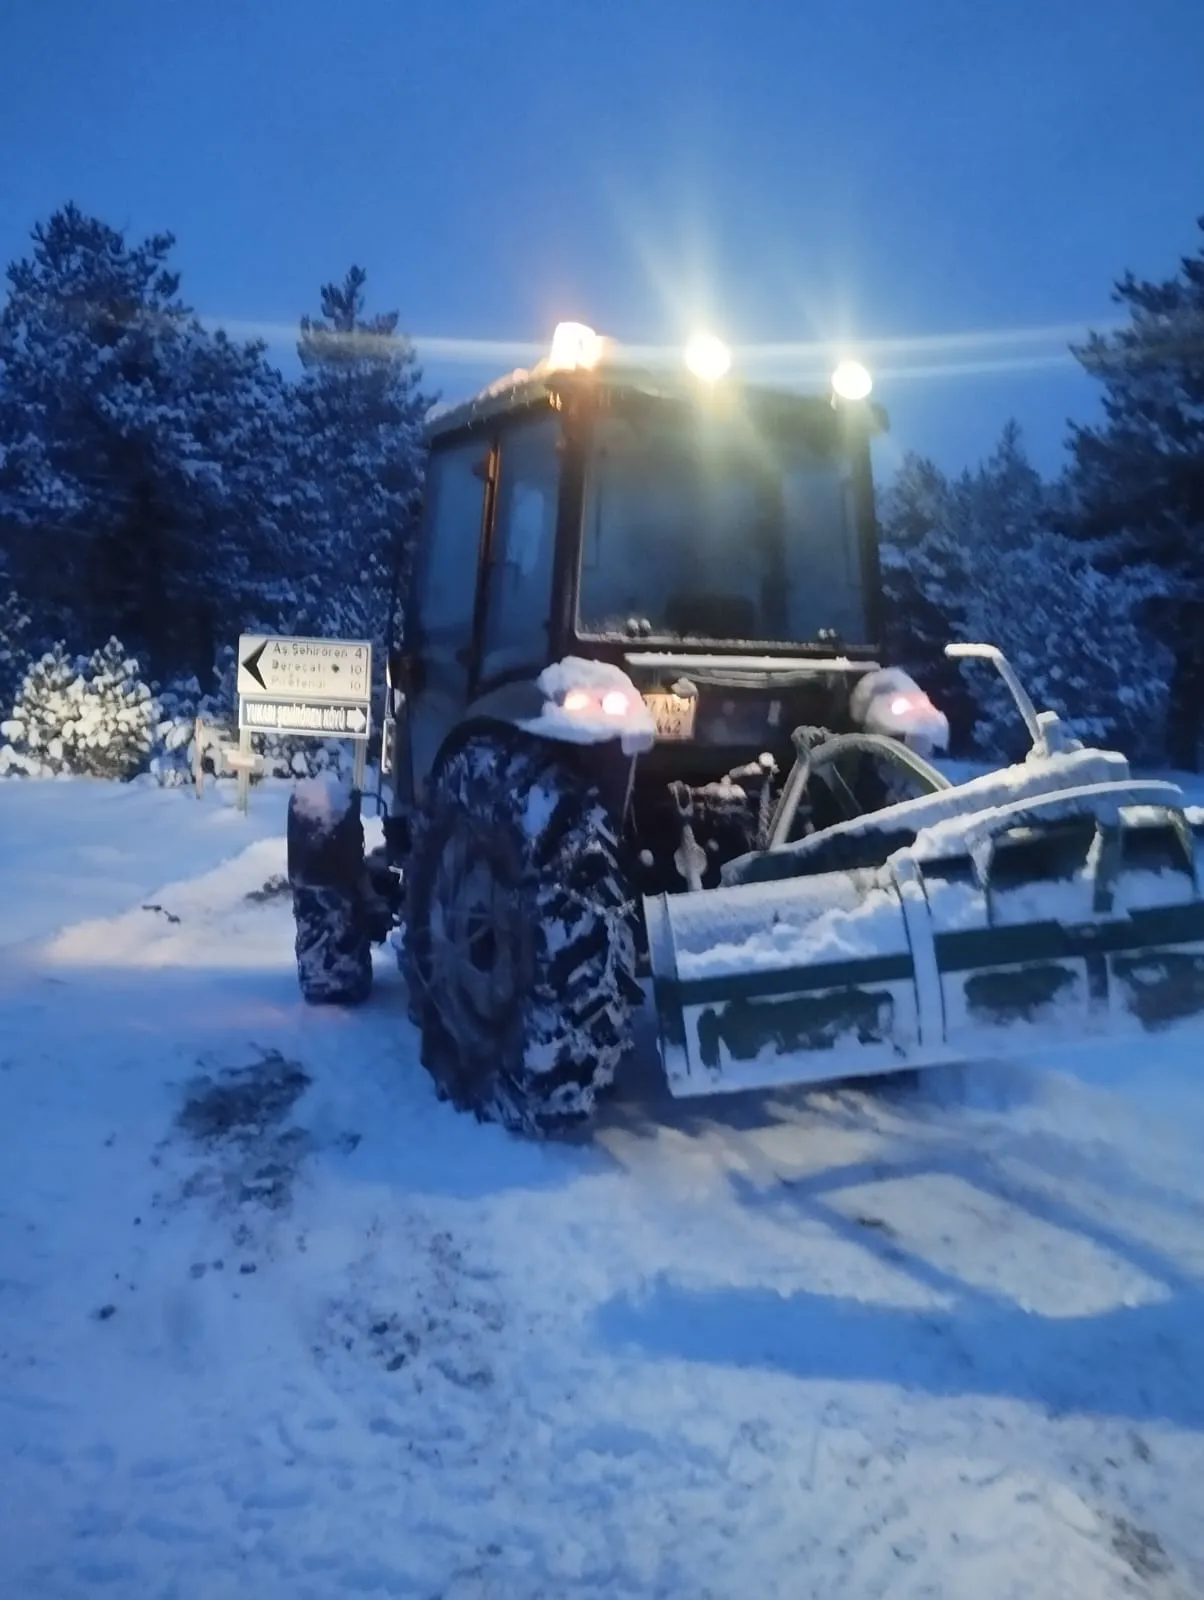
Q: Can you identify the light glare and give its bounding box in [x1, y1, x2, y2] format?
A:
[831, 359, 873, 400]
[562, 689, 593, 712]
[547, 321, 604, 372]
[684, 332, 731, 383]
[601, 690, 629, 717]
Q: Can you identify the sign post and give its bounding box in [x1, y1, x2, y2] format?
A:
[224, 728, 266, 815]
[235, 634, 373, 811]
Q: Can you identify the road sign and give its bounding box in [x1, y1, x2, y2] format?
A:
[237, 634, 372, 705]
[233, 636, 374, 811]
[239, 698, 371, 740]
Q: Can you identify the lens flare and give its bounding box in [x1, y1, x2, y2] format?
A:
[831, 360, 874, 400]
[684, 332, 732, 383]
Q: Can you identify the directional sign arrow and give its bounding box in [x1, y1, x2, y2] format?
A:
[241, 640, 269, 691]
[236, 634, 372, 704]
[347, 706, 367, 733]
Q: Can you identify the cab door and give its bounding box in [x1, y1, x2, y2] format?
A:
[401, 439, 491, 804]
[474, 413, 563, 691]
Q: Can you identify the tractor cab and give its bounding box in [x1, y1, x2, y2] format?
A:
[386, 322, 944, 878]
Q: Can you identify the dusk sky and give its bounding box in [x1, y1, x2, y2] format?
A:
[2, 0, 1201, 479]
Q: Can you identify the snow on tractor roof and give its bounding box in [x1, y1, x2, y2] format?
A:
[424, 361, 889, 443]
[425, 321, 889, 441]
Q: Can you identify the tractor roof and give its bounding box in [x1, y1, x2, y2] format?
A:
[423, 361, 889, 446]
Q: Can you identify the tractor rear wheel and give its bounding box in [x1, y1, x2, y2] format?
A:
[401, 732, 639, 1134]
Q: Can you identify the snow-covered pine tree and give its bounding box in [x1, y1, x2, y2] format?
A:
[0, 643, 84, 775]
[1, 635, 160, 779]
[70, 637, 159, 780]
[956, 419, 1047, 554]
[292, 267, 432, 671]
[881, 422, 1173, 763]
[1063, 215, 1204, 768]
[877, 453, 978, 749]
[954, 424, 1172, 762]
[0, 588, 31, 716]
[0, 206, 207, 670]
[0, 205, 304, 688]
[178, 325, 312, 681]
[962, 529, 1173, 762]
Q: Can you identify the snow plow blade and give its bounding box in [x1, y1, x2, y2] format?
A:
[644, 779, 1204, 1099]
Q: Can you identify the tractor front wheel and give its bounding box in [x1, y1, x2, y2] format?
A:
[401, 732, 640, 1135]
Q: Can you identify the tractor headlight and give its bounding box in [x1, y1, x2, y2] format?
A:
[684, 332, 732, 383]
[831, 359, 873, 401]
[547, 321, 605, 372]
[560, 687, 632, 718]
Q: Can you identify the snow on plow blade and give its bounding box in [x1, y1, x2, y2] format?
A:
[644, 779, 1204, 1098]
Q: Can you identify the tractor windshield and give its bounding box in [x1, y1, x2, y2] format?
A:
[577, 409, 870, 646]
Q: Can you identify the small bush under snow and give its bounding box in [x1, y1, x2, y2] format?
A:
[0, 638, 159, 780]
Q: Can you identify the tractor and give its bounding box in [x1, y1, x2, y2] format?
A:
[286, 324, 1204, 1134]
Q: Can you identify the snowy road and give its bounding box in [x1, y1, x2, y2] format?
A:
[2, 779, 1204, 1597]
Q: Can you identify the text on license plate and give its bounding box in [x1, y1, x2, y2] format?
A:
[643, 691, 697, 740]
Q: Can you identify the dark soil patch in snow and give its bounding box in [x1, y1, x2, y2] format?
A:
[178, 1049, 310, 1144]
[244, 874, 289, 904]
[313, 1228, 504, 1402]
[171, 1048, 313, 1221]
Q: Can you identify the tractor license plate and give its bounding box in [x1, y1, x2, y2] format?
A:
[643, 692, 697, 741]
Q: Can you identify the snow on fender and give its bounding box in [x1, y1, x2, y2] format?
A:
[851, 666, 949, 755]
[518, 656, 657, 757]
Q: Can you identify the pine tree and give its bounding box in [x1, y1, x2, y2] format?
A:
[0, 587, 31, 715]
[71, 637, 159, 779]
[178, 323, 310, 681]
[0, 643, 84, 774]
[963, 528, 1172, 762]
[0, 635, 159, 778]
[0, 205, 304, 687]
[957, 419, 1047, 554]
[292, 267, 432, 666]
[0, 206, 204, 668]
[878, 453, 977, 749]
[1064, 216, 1204, 767]
[956, 424, 1172, 761]
[880, 423, 1173, 762]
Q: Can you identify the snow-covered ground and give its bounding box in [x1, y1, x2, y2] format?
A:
[3, 775, 1204, 1598]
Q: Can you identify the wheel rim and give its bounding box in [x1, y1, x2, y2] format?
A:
[427, 821, 531, 1064]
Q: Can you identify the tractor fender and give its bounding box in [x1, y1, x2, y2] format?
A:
[428, 658, 652, 824]
[851, 666, 949, 754]
[465, 658, 655, 757]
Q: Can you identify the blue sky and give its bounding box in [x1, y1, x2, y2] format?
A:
[1, 0, 1201, 479]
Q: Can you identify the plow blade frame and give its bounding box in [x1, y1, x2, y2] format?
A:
[645, 780, 1204, 1099]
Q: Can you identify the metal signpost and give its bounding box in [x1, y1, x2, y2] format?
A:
[235, 634, 373, 812]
